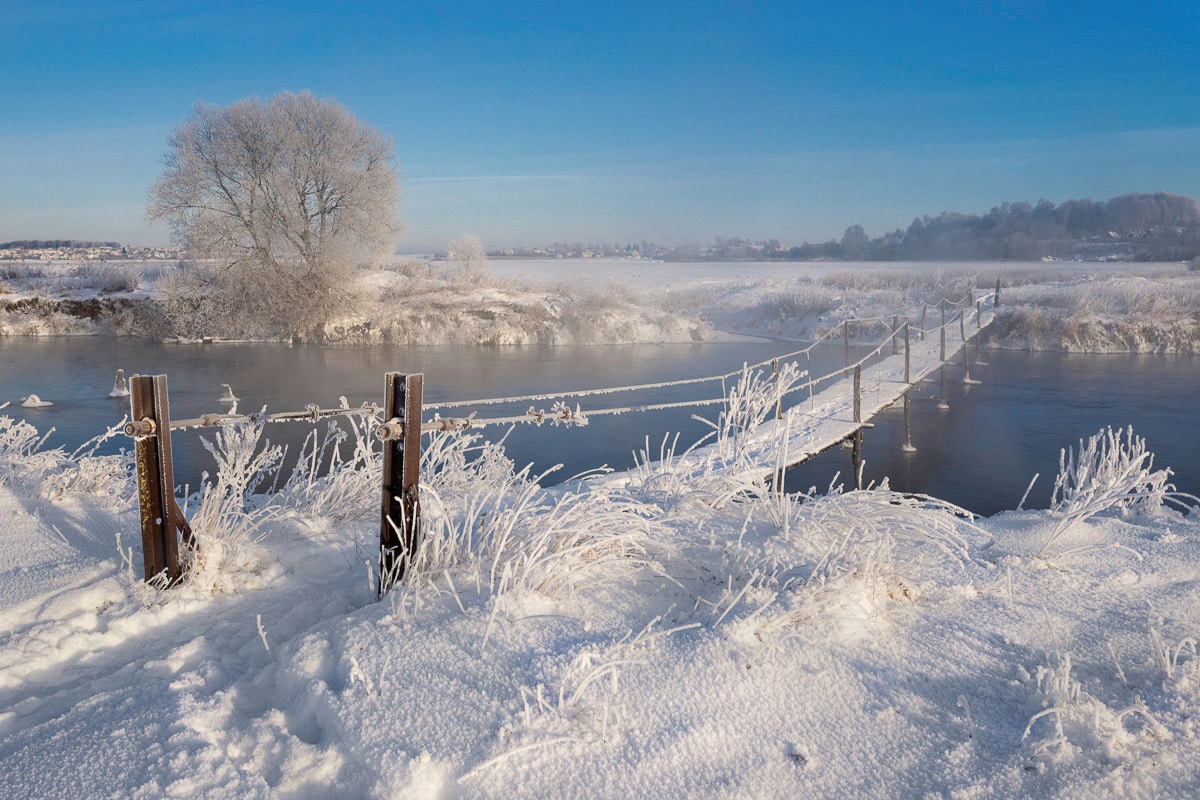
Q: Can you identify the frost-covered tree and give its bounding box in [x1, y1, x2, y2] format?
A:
[147, 91, 402, 338]
[444, 233, 489, 282]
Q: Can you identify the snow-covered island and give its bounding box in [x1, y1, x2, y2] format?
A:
[1, 260, 1199, 797]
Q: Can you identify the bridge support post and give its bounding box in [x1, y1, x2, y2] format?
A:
[904, 322, 911, 384]
[852, 429, 863, 490]
[940, 302, 947, 362]
[773, 358, 782, 421]
[891, 316, 899, 355]
[920, 307, 926, 340]
[843, 320, 850, 369]
[995, 278, 1001, 307]
[902, 391, 916, 453]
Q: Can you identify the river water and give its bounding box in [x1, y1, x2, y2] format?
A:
[2, 337, 1197, 517]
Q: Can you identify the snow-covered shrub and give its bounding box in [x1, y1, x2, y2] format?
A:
[749, 288, 839, 330]
[65, 262, 140, 293]
[1038, 426, 1185, 557]
[37, 423, 135, 506]
[443, 233, 490, 284]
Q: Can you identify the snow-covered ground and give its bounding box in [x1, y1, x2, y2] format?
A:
[4, 257, 1200, 351]
[2, 355, 1199, 797]
[3, 259, 1200, 797]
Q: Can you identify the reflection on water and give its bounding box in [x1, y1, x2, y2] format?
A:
[2, 338, 1197, 518]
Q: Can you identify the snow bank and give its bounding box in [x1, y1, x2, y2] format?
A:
[2, 383, 1199, 797]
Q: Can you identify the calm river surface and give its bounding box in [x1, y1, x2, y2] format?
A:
[2, 338, 1197, 517]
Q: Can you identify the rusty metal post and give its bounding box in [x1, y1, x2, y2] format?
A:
[128, 374, 191, 585]
[379, 372, 423, 593]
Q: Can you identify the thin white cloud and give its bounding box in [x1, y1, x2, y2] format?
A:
[406, 174, 589, 184]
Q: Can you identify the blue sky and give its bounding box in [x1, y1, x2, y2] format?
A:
[2, 1, 1199, 252]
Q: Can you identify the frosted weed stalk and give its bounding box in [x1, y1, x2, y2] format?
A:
[696, 361, 805, 475]
[1038, 425, 1195, 558]
[1022, 651, 1168, 768]
[281, 400, 381, 522]
[391, 428, 667, 640]
[183, 422, 283, 593]
[0, 404, 60, 491]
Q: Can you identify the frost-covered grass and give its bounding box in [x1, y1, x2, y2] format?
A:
[987, 272, 1200, 352]
[2, 359, 1200, 797]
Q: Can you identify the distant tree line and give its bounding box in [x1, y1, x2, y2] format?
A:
[504, 192, 1200, 263]
[816, 192, 1200, 262]
[0, 239, 122, 250]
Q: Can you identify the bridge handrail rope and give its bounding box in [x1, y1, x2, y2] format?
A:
[152, 292, 993, 435]
[423, 297, 986, 413]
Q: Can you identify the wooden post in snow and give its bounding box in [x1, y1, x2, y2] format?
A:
[843, 319, 850, 369]
[378, 372, 423, 593]
[995, 278, 1001, 308]
[773, 358, 782, 421]
[891, 315, 899, 355]
[126, 374, 192, 585]
[853, 364, 862, 424]
[940, 303, 947, 362]
[904, 322, 911, 385]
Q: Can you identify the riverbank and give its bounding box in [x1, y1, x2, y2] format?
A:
[4, 259, 1199, 351]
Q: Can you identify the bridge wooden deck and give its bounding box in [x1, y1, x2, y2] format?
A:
[678, 300, 997, 484]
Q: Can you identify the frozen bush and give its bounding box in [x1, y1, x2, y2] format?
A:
[66, 262, 140, 293]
